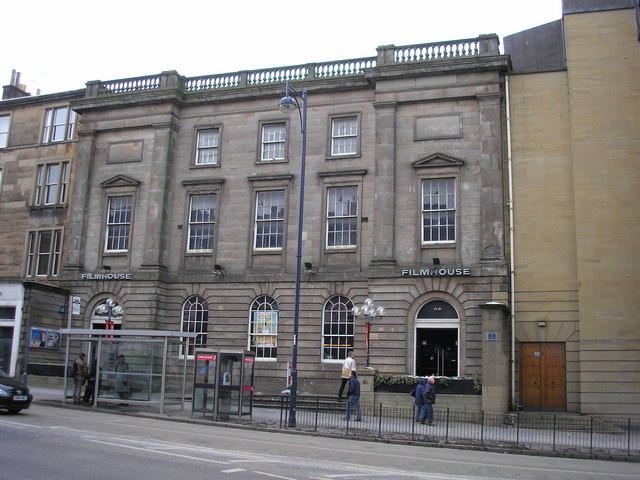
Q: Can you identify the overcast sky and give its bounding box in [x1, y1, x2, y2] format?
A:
[2, 0, 562, 96]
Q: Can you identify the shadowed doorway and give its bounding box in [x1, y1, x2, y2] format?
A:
[414, 300, 459, 377]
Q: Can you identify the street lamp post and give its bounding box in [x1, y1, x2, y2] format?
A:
[96, 298, 123, 334]
[351, 298, 386, 368]
[278, 80, 307, 428]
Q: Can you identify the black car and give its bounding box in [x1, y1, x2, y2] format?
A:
[0, 369, 33, 413]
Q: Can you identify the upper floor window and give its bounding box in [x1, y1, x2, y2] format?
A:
[33, 162, 70, 206]
[42, 106, 76, 143]
[249, 295, 279, 360]
[260, 123, 286, 161]
[181, 296, 209, 357]
[0, 115, 10, 148]
[25, 229, 63, 277]
[105, 196, 132, 253]
[187, 194, 217, 252]
[326, 186, 358, 248]
[331, 116, 358, 156]
[254, 190, 285, 250]
[422, 178, 456, 243]
[195, 129, 220, 165]
[322, 295, 355, 361]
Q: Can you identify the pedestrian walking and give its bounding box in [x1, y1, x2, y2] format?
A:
[421, 376, 437, 425]
[114, 355, 130, 405]
[414, 377, 428, 422]
[338, 350, 356, 400]
[72, 353, 88, 404]
[344, 370, 362, 422]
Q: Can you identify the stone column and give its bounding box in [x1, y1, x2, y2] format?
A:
[370, 102, 397, 267]
[140, 120, 178, 271]
[477, 93, 505, 263]
[480, 302, 511, 413]
[62, 129, 96, 273]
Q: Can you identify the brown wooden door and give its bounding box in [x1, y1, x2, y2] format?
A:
[520, 343, 566, 410]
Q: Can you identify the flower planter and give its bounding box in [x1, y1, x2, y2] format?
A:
[375, 376, 480, 395]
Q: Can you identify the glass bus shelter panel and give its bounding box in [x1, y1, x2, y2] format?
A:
[64, 340, 94, 401]
[193, 351, 218, 414]
[164, 342, 186, 401]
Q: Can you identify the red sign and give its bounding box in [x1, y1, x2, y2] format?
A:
[196, 354, 217, 361]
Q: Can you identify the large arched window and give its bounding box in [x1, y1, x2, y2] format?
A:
[322, 295, 354, 361]
[181, 296, 208, 357]
[248, 295, 279, 360]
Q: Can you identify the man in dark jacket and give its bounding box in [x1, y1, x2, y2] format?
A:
[414, 377, 428, 422]
[421, 376, 437, 425]
[344, 370, 362, 422]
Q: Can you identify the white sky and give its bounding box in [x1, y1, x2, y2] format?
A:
[2, 0, 562, 96]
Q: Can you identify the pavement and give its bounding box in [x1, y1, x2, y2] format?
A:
[26, 386, 640, 461]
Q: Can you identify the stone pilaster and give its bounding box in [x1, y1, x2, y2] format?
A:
[480, 302, 511, 412]
[62, 129, 96, 273]
[140, 120, 178, 271]
[370, 101, 397, 267]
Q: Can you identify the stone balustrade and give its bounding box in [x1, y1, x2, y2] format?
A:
[84, 35, 500, 98]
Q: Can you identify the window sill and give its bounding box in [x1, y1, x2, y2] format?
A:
[325, 153, 361, 161]
[29, 204, 67, 212]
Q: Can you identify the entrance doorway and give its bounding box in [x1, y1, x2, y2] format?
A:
[519, 342, 566, 411]
[416, 328, 458, 376]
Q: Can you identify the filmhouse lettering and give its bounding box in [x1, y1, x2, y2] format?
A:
[81, 273, 132, 280]
[401, 268, 471, 277]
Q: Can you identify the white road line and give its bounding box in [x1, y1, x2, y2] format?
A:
[221, 468, 246, 473]
[253, 471, 301, 480]
[85, 438, 230, 465]
[0, 419, 43, 429]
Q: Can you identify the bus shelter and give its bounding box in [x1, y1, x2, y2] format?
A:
[61, 329, 197, 414]
[192, 349, 255, 420]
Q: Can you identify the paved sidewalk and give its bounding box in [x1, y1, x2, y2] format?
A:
[27, 386, 640, 461]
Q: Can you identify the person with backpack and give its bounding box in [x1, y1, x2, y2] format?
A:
[413, 377, 428, 422]
[72, 353, 88, 404]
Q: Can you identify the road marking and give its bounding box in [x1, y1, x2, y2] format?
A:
[85, 438, 230, 464]
[253, 472, 300, 480]
[0, 419, 43, 429]
[221, 468, 246, 473]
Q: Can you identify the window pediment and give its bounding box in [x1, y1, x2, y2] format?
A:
[101, 175, 141, 189]
[412, 153, 464, 170]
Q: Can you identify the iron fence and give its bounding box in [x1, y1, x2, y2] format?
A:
[277, 397, 640, 459]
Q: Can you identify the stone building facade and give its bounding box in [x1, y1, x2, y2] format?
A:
[0, 73, 83, 377]
[505, 0, 640, 416]
[55, 36, 511, 399]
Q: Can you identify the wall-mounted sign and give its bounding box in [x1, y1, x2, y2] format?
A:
[401, 268, 471, 277]
[80, 273, 133, 280]
[71, 296, 81, 315]
[486, 332, 498, 341]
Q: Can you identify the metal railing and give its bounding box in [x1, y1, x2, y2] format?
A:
[277, 397, 640, 459]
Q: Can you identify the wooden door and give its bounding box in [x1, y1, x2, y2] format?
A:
[520, 343, 566, 410]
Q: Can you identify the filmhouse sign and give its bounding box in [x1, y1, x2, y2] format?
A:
[80, 272, 133, 280]
[401, 267, 471, 277]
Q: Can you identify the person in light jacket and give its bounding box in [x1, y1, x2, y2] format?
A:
[114, 355, 130, 403]
[338, 350, 356, 400]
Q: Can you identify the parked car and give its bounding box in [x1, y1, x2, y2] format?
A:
[0, 369, 32, 413]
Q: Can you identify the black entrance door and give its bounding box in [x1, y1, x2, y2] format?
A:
[416, 328, 458, 377]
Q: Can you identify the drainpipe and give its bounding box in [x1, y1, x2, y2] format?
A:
[505, 75, 516, 410]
